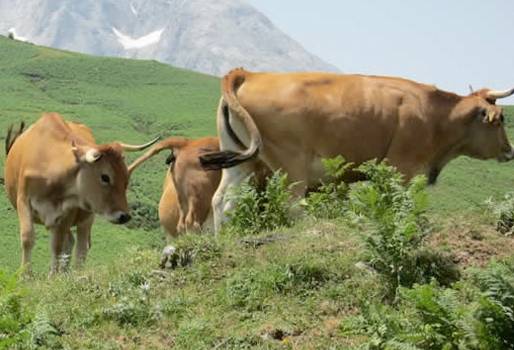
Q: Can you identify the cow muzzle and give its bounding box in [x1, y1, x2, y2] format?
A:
[107, 211, 131, 224]
[498, 145, 514, 162]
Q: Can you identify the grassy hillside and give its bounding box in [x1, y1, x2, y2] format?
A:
[1, 35, 514, 273]
[1, 36, 514, 349]
[0, 36, 220, 274]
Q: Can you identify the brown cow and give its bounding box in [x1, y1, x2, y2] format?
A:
[128, 136, 270, 238]
[129, 137, 221, 237]
[4, 113, 158, 273]
[200, 69, 514, 232]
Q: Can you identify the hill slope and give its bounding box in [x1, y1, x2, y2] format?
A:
[0, 36, 513, 275]
[0, 36, 221, 273]
[0, 0, 338, 76]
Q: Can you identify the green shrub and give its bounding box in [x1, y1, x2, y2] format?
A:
[485, 193, 514, 235]
[224, 260, 333, 311]
[473, 261, 514, 348]
[305, 156, 351, 219]
[25, 312, 63, 349]
[0, 270, 32, 348]
[165, 234, 223, 269]
[127, 200, 160, 231]
[101, 296, 161, 327]
[407, 249, 460, 288]
[346, 260, 514, 349]
[101, 271, 161, 327]
[347, 161, 438, 298]
[226, 171, 295, 235]
[342, 302, 416, 350]
[345, 161, 460, 300]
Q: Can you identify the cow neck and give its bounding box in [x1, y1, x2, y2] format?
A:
[426, 97, 469, 183]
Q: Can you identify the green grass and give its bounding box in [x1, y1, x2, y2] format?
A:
[0, 36, 220, 274]
[1, 36, 513, 273]
[1, 36, 514, 349]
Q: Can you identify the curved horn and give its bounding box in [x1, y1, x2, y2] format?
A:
[127, 137, 189, 175]
[468, 84, 474, 94]
[118, 136, 160, 152]
[486, 88, 514, 100]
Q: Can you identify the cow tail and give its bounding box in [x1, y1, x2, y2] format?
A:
[5, 121, 25, 156]
[127, 137, 189, 175]
[199, 68, 262, 170]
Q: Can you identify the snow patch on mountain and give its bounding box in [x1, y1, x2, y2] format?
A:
[113, 27, 164, 50]
[7, 28, 27, 42]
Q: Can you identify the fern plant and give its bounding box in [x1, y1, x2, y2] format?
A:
[0, 270, 32, 348]
[346, 161, 433, 298]
[348, 260, 514, 350]
[473, 261, 514, 348]
[226, 170, 295, 235]
[305, 155, 352, 219]
[485, 193, 514, 235]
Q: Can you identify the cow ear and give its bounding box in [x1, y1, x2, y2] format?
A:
[72, 142, 103, 163]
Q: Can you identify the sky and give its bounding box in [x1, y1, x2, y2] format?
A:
[247, 0, 514, 104]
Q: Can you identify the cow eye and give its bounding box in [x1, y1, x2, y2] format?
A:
[101, 174, 111, 185]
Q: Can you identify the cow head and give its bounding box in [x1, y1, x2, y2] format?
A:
[72, 137, 159, 224]
[459, 88, 514, 162]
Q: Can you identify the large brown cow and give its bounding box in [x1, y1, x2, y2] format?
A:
[4, 113, 158, 273]
[200, 69, 514, 232]
[128, 136, 270, 238]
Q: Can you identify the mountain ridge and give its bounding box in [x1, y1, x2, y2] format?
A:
[0, 0, 339, 76]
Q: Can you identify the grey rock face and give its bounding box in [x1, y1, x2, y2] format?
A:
[0, 0, 338, 75]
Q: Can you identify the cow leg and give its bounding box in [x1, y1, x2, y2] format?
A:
[184, 197, 202, 233]
[17, 196, 35, 275]
[49, 226, 69, 275]
[63, 229, 75, 259]
[176, 210, 186, 234]
[282, 169, 309, 220]
[75, 214, 94, 268]
[212, 165, 254, 234]
[385, 157, 418, 183]
[58, 228, 75, 272]
[202, 209, 215, 233]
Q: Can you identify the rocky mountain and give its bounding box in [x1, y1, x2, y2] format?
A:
[0, 0, 338, 76]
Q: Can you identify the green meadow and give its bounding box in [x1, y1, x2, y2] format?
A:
[1, 36, 514, 349]
[0, 35, 220, 274]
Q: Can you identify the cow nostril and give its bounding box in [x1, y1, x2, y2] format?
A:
[118, 213, 131, 224]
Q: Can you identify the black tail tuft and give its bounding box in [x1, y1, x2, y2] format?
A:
[5, 125, 13, 156]
[5, 121, 25, 156]
[199, 150, 249, 170]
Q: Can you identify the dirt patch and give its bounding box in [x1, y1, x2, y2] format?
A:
[428, 219, 514, 268]
[259, 325, 302, 342]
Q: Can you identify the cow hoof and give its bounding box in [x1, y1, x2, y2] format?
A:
[160, 245, 178, 269]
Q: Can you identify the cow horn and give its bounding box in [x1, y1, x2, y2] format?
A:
[118, 136, 160, 152]
[486, 88, 514, 100]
